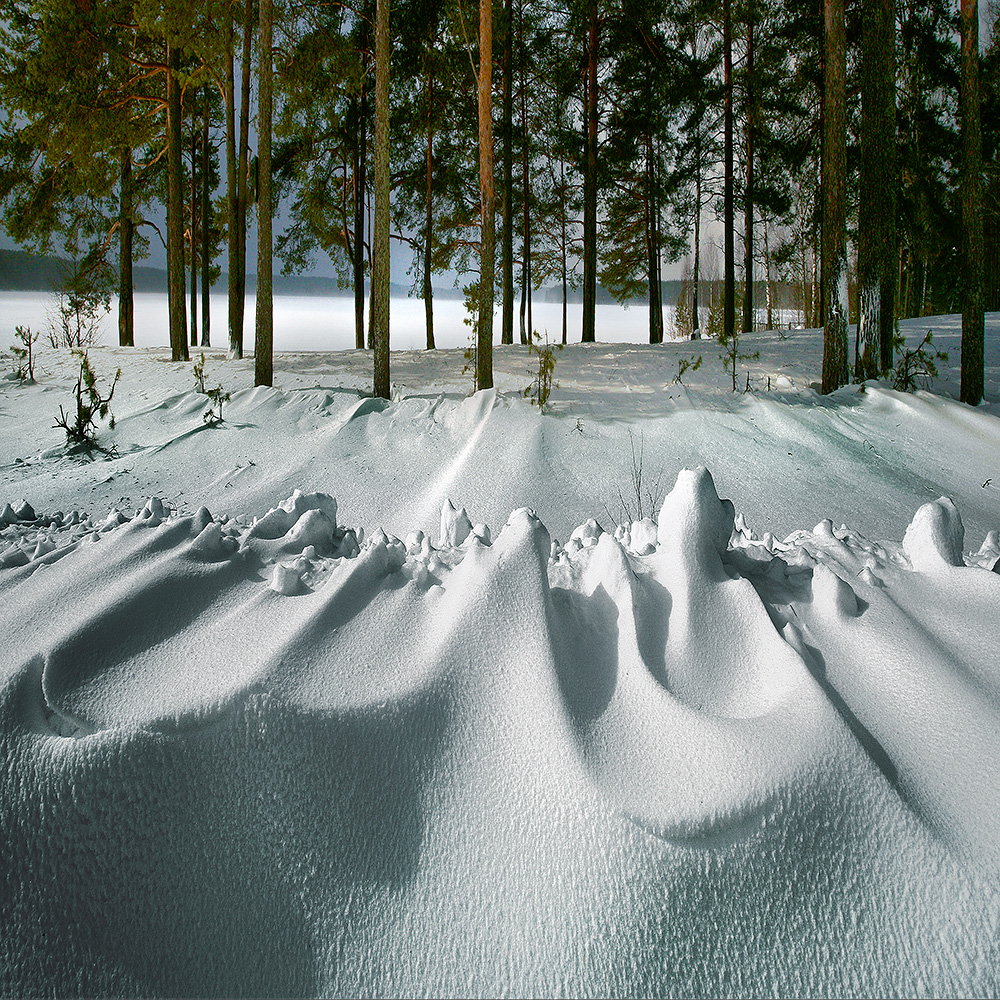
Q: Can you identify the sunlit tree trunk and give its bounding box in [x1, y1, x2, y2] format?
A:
[372, 0, 391, 398]
[501, 0, 514, 345]
[477, 0, 495, 388]
[166, 44, 188, 362]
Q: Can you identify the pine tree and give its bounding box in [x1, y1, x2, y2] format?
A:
[255, 0, 273, 388]
[477, 0, 495, 389]
[821, 0, 848, 393]
[960, 0, 985, 405]
[373, 0, 391, 399]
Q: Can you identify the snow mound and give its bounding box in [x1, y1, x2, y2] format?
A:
[1, 467, 999, 996]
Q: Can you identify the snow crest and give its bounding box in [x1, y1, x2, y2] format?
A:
[1, 468, 999, 995]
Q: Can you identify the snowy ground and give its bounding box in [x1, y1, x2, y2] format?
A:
[1, 300, 999, 997]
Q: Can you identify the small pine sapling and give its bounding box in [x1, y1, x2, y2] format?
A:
[524, 331, 560, 408]
[203, 385, 232, 425]
[54, 350, 121, 451]
[193, 353, 231, 424]
[719, 327, 760, 392]
[10, 325, 39, 381]
[890, 330, 948, 392]
[193, 352, 208, 393]
[672, 354, 702, 384]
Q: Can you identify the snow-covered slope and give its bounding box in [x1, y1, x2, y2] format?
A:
[1, 317, 999, 997]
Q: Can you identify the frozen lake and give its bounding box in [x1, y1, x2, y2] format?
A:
[0, 290, 679, 352]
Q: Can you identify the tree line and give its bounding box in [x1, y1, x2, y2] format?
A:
[0, 0, 995, 403]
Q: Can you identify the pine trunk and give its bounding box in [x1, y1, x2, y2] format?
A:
[201, 94, 211, 348]
[581, 0, 598, 343]
[960, 0, 984, 405]
[501, 0, 514, 345]
[255, 0, 273, 388]
[858, 0, 896, 378]
[118, 149, 134, 347]
[235, 0, 252, 355]
[166, 45, 188, 362]
[372, 0, 391, 398]
[424, 65, 435, 350]
[225, 18, 240, 358]
[190, 123, 198, 348]
[477, 0, 495, 389]
[354, 21, 369, 350]
[743, 5, 754, 335]
[821, 0, 849, 392]
[723, 0, 735, 346]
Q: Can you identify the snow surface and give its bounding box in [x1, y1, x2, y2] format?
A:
[1, 308, 1000, 997]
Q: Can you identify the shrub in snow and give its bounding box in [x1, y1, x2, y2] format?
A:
[672, 354, 702, 385]
[10, 325, 38, 382]
[47, 270, 109, 349]
[193, 353, 232, 425]
[53, 350, 121, 452]
[523, 331, 560, 409]
[604, 428, 664, 528]
[890, 330, 948, 392]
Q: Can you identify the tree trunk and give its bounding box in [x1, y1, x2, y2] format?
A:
[477, 0, 495, 389]
[166, 45, 188, 362]
[354, 18, 369, 350]
[723, 0, 735, 346]
[960, 0, 984, 405]
[255, 0, 273, 388]
[372, 0, 391, 398]
[742, 4, 754, 335]
[501, 0, 514, 345]
[190, 121, 198, 348]
[581, 0, 598, 343]
[225, 16, 240, 358]
[560, 156, 568, 345]
[235, 0, 252, 355]
[858, 0, 896, 379]
[693, 129, 701, 337]
[519, 2, 531, 345]
[646, 135, 660, 344]
[424, 63, 435, 350]
[201, 92, 211, 347]
[821, 0, 849, 392]
[118, 148, 134, 347]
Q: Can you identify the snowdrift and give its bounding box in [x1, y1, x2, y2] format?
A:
[2, 463, 999, 997]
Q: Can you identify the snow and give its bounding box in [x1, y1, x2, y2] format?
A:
[1, 299, 999, 996]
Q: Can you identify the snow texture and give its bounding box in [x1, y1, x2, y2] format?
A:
[0, 315, 999, 997]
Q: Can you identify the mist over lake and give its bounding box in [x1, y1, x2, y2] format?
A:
[0, 290, 671, 352]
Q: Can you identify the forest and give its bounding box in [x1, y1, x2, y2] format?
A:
[0, 0, 997, 401]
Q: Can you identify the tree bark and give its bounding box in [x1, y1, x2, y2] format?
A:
[166, 44, 188, 362]
[723, 0, 735, 346]
[821, 0, 849, 393]
[858, 0, 896, 378]
[190, 121, 198, 348]
[225, 15, 240, 358]
[372, 0, 391, 398]
[581, 0, 598, 343]
[501, 0, 514, 345]
[742, 3, 754, 336]
[519, 1, 531, 346]
[201, 92, 211, 347]
[255, 0, 273, 387]
[354, 15, 369, 350]
[234, 0, 252, 356]
[424, 62, 435, 350]
[477, 0, 495, 389]
[960, 0, 984, 405]
[118, 148, 134, 347]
